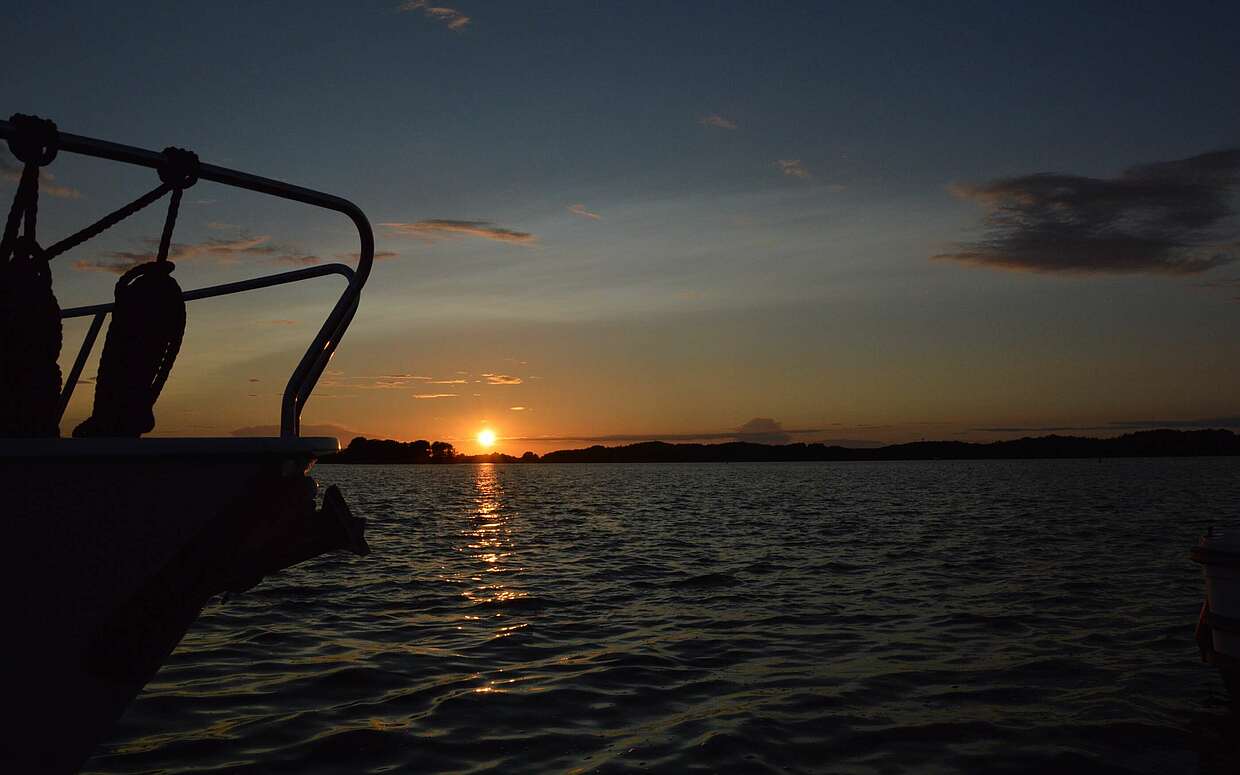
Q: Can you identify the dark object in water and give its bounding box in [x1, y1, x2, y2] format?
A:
[0, 115, 376, 772]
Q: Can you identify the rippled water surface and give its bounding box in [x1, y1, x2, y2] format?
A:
[86, 459, 1240, 773]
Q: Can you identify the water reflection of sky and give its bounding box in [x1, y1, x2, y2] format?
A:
[94, 461, 1240, 773]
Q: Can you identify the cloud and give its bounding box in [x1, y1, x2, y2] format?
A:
[700, 114, 738, 130]
[316, 373, 479, 391]
[73, 235, 282, 274]
[334, 250, 399, 261]
[413, 393, 457, 399]
[482, 373, 523, 385]
[1, 154, 82, 199]
[74, 236, 332, 274]
[509, 406, 527, 411]
[36, 174, 80, 200]
[975, 416, 1240, 433]
[398, 1, 470, 30]
[936, 149, 1240, 275]
[734, 417, 792, 444]
[1194, 276, 1240, 301]
[272, 253, 323, 266]
[1108, 417, 1240, 429]
[775, 159, 812, 180]
[179, 236, 277, 258]
[380, 219, 536, 245]
[567, 203, 601, 221]
[370, 375, 423, 389]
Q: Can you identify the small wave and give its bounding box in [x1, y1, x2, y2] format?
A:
[668, 572, 741, 589]
[467, 595, 554, 613]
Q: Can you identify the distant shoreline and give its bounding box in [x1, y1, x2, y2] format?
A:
[318, 428, 1240, 464]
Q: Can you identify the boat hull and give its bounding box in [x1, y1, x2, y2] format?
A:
[1, 437, 360, 772]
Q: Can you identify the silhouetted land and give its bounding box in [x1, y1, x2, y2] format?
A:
[320, 429, 1240, 464]
[320, 438, 524, 464]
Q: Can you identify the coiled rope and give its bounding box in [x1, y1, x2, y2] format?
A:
[74, 148, 196, 438]
[0, 115, 63, 437]
[0, 113, 202, 438]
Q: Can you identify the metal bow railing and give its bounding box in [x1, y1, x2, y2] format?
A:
[0, 119, 375, 438]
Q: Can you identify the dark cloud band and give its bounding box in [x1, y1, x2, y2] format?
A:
[937, 149, 1240, 275]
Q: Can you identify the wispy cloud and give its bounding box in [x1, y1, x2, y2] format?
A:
[936, 149, 1240, 275]
[1195, 276, 1240, 301]
[380, 219, 536, 245]
[333, 250, 400, 261]
[975, 416, 1240, 433]
[567, 203, 601, 221]
[73, 236, 334, 274]
[510, 406, 528, 411]
[413, 393, 458, 399]
[272, 253, 323, 266]
[482, 373, 523, 385]
[370, 375, 424, 389]
[1, 155, 81, 199]
[318, 373, 482, 392]
[700, 114, 737, 130]
[73, 235, 281, 274]
[37, 174, 80, 200]
[398, 1, 470, 30]
[775, 159, 812, 179]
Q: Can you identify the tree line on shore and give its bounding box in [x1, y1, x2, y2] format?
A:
[321, 437, 536, 464]
[319, 429, 1240, 464]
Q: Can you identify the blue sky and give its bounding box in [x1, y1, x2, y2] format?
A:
[3, 1, 1239, 451]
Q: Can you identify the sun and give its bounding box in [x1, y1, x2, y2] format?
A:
[477, 428, 497, 449]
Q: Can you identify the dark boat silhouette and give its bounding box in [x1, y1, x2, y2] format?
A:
[0, 115, 371, 772]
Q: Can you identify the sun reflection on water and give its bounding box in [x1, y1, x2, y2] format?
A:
[461, 465, 526, 610]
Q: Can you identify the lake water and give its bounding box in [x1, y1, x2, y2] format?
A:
[85, 459, 1240, 773]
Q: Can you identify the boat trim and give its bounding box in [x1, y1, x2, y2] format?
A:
[0, 435, 340, 460]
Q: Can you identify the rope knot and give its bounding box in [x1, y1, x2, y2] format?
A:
[158, 147, 199, 189]
[6, 114, 59, 166]
[8, 235, 50, 278]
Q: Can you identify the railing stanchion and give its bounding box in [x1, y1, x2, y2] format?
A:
[59, 311, 107, 421]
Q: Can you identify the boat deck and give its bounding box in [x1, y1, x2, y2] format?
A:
[0, 436, 339, 460]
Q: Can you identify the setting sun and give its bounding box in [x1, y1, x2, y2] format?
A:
[476, 429, 497, 448]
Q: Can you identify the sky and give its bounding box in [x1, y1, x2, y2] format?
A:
[3, 1, 1239, 454]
